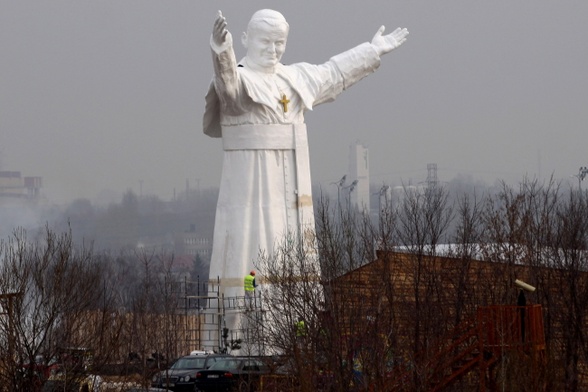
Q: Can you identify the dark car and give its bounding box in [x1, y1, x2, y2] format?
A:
[194, 357, 272, 392]
[151, 353, 230, 391]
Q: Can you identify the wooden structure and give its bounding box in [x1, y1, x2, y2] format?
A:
[325, 250, 551, 391]
[408, 304, 546, 391]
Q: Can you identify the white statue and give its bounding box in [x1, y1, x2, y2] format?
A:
[203, 9, 408, 301]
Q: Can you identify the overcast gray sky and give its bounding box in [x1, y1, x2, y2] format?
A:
[1, 1, 587, 205]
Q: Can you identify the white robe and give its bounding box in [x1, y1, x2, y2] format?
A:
[203, 37, 382, 298]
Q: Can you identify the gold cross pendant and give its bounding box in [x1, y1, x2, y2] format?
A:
[279, 94, 290, 113]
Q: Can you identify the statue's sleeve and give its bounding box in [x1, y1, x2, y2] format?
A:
[293, 42, 381, 108]
[209, 35, 247, 116]
[330, 42, 381, 90]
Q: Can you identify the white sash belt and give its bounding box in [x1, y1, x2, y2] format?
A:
[222, 124, 307, 150]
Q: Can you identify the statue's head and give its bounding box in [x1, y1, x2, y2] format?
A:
[242, 9, 289, 72]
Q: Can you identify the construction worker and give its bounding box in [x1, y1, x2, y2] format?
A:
[244, 270, 257, 310]
[295, 317, 307, 348]
[295, 318, 307, 338]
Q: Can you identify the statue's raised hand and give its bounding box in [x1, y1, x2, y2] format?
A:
[212, 10, 232, 47]
[371, 26, 409, 56]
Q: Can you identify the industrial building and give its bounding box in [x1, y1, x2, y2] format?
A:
[0, 171, 42, 202]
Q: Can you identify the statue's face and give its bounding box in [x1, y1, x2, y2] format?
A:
[244, 21, 288, 70]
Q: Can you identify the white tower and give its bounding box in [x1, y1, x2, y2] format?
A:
[348, 141, 370, 212]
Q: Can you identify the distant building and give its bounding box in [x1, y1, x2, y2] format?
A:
[389, 184, 425, 209]
[380, 163, 440, 213]
[0, 171, 42, 202]
[176, 224, 212, 264]
[348, 142, 370, 212]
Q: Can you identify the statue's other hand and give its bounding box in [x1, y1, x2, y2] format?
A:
[212, 10, 231, 47]
[371, 26, 409, 56]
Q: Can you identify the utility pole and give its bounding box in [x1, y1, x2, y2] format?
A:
[332, 175, 347, 213]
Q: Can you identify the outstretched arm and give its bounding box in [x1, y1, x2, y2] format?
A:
[371, 26, 409, 56]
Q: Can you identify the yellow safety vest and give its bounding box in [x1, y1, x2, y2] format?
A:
[244, 274, 255, 292]
[296, 320, 306, 337]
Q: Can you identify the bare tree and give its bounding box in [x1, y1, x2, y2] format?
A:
[0, 226, 114, 392]
[258, 179, 588, 390]
[543, 187, 588, 390]
[111, 248, 190, 383]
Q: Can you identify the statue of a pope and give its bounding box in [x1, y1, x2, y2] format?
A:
[203, 9, 408, 299]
